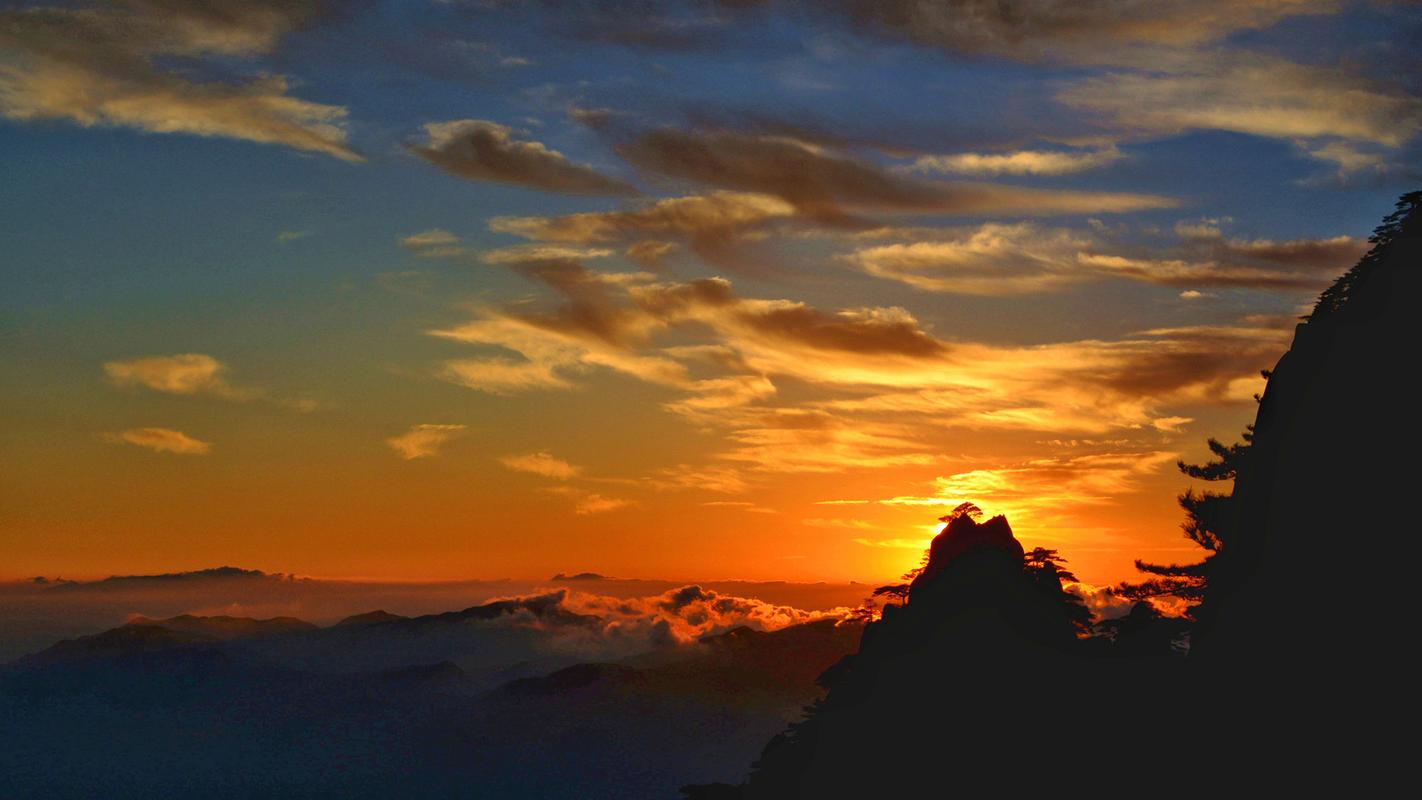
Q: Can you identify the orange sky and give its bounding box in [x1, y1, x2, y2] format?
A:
[3, 0, 1408, 591]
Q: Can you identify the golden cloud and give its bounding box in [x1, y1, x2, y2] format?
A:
[103, 354, 240, 397]
[0, 1, 359, 160]
[844, 223, 1091, 295]
[910, 146, 1124, 176]
[845, 221, 1365, 295]
[386, 424, 466, 460]
[500, 451, 583, 479]
[102, 427, 212, 455]
[1060, 54, 1422, 149]
[429, 262, 1291, 486]
[865, 450, 1182, 538]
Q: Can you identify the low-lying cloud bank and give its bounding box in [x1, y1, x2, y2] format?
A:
[554, 584, 854, 646]
[0, 569, 870, 662]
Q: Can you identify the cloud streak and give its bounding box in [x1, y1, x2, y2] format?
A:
[427, 258, 1292, 488]
[616, 128, 1173, 224]
[1059, 53, 1422, 161]
[102, 427, 212, 455]
[0, 0, 359, 160]
[501, 452, 583, 479]
[104, 354, 243, 398]
[387, 424, 466, 460]
[843, 221, 1365, 295]
[911, 146, 1124, 176]
[808, 0, 1340, 63]
[411, 119, 636, 195]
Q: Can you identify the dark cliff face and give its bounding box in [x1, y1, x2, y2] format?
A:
[1197, 196, 1421, 677]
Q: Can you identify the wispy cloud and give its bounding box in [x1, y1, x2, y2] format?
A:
[386, 424, 466, 460]
[547, 486, 633, 514]
[102, 427, 212, 455]
[703, 500, 776, 514]
[1060, 53, 1422, 164]
[911, 146, 1123, 176]
[843, 223, 1090, 295]
[875, 450, 1178, 518]
[500, 451, 582, 479]
[787, 0, 1340, 64]
[615, 128, 1173, 225]
[0, 0, 359, 160]
[574, 493, 632, 514]
[102, 353, 317, 410]
[411, 119, 636, 195]
[401, 229, 461, 248]
[844, 221, 1365, 295]
[104, 354, 243, 398]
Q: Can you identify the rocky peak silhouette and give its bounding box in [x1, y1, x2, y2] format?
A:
[911, 513, 1023, 594]
[703, 512, 1092, 797]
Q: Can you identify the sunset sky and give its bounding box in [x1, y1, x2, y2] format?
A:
[2, 1, 1418, 587]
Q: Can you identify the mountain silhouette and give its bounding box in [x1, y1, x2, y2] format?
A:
[690, 512, 1101, 797]
[1183, 192, 1422, 763]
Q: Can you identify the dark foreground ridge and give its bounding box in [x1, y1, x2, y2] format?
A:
[685, 191, 1422, 797]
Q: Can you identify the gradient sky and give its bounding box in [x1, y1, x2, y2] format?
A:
[2, 1, 1419, 587]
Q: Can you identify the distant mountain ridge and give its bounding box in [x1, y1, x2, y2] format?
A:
[1, 600, 862, 798]
[47, 566, 283, 590]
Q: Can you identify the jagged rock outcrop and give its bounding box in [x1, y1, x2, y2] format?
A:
[723, 514, 1091, 797]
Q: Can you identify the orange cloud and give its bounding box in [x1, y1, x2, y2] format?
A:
[424, 260, 1291, 501]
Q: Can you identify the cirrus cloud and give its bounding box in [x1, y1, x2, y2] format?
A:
[386, 424, 466, 460]
[910, 146, 1124, 176]
[103, 354, 241, 398]
[411, 119, 636, 195]
[102, 427, 212, 455]
[0, 0, 360, 160]
[615, 128, 1174, 224]
[501, 451, 583, 479]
